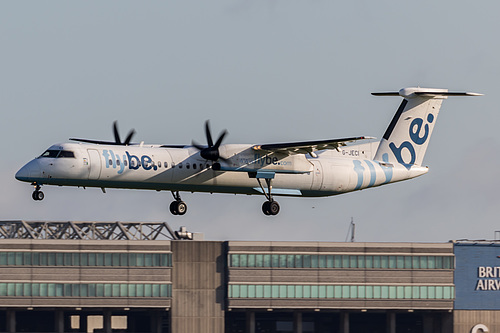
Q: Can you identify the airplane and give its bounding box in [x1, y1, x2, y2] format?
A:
[15, 87, 481, 216]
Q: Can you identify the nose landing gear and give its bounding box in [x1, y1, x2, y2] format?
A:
[169, 191, 187, 215]
[32, 184, 44, 201]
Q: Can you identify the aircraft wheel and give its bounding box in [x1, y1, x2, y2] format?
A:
[269, 201, 280, 215]
[32, 191, 44, 201]
[262, 201, 280, 216]
[169, 201, 179, 215]
[262, 202, 271, 215]
[170, 201, 187, 215]
[176, 201, 187, 215]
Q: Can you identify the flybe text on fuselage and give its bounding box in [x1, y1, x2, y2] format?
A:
[238, 154, 292, 167]
[102, 149, 158, 174]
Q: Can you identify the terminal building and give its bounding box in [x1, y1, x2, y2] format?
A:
[0, 220, 498, 333]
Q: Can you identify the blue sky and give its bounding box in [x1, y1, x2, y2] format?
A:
[1, 1, 498, 242]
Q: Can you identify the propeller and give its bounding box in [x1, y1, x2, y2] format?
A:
[113, 121, 136, 145]
[192, 120, 228, 161]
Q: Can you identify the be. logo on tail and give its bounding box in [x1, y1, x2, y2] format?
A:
[389, 113, 434, 169]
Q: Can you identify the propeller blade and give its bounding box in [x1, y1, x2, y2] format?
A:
[194, 121, 229, 161]
[123, 129, 136, 146]
[113, 121, 122, 145]
[214, 129, 228, 148]
[205, 120, 214, 147]
[191, 141, 206, 151]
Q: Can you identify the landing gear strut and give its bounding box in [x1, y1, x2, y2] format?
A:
[257, 178, 280, 216]
[169, 191, 187, 215]
[32, 184, 44, 201]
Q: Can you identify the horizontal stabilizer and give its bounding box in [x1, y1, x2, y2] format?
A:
[372, 87, 483, 98]
[371, 92, 400, 96]
[414, 91, 483, 97]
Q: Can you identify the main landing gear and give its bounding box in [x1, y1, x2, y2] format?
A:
[257, 178, 280, 216]
[32, 184, 44, 201]
[169, 191, 187, 215]
[262, 200, 280, 216]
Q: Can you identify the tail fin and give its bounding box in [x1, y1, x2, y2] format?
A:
[373, 87, 481, 168]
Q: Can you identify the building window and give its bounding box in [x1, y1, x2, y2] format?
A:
[228, 254, 455, 270]
[229, 284, 454, 300]
[0, 252, 172, 267]
[0, 283, 171, 298]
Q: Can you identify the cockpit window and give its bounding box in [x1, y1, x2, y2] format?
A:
[40, 150, 60, 158]
[59, 150, 75, 158]
[39, 150, 75, 158]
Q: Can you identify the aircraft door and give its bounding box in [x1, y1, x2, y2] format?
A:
[153, 152, 174, 183]
[87, 149, 102, 180]
[310, 160, 323, 190]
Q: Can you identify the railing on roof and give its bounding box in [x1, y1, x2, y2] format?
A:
[0, 220, 178, 240]
[452, 239, 500, 245]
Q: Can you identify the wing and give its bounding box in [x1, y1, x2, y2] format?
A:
[69, 138, 129, 145]
[252, 136, 374, 155]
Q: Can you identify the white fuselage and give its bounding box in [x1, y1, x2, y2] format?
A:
[15, 142, 428, 197]
[15, 87, 481, 216]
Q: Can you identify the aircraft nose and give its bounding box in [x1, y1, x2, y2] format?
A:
[15, 160, 41, 182]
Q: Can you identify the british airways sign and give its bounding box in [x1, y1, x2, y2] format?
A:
[454, 243, 500, 310]
[475, 266, 500, 291]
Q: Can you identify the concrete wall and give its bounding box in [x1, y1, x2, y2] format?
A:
[171, 241, 225, 333]
[454, 310, 500, 333]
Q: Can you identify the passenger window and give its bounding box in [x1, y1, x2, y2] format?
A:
[116, 160, 120, 166]
[193, 163, 197, 170]
[186, 163, 190, 169]
[172, 163, 175, 168]
[124, 160, 128, 166]
[158, 161, 161, 168]
[164, 161, 168, 168]
[109, 159, 113, 165]
[179, 163, 183, 169]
